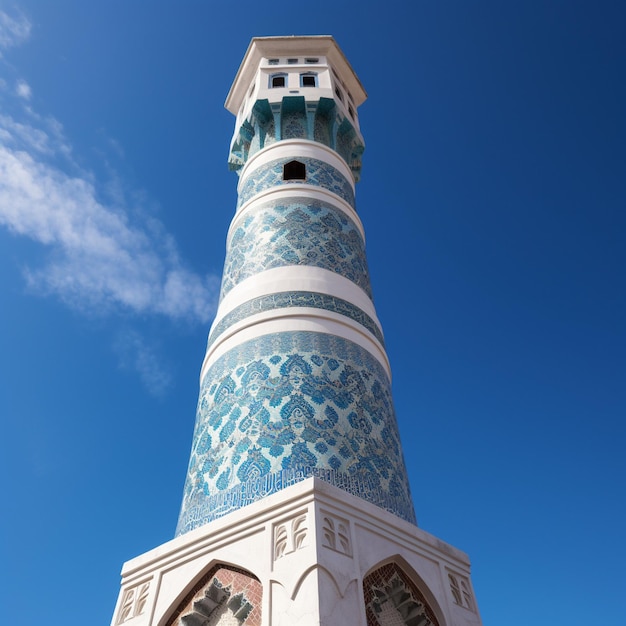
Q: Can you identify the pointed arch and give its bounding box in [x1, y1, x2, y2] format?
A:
[363, 558, 445, 626]
[163, 562, 262, 626]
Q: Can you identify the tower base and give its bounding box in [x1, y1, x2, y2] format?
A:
[111, 478, 482, 625]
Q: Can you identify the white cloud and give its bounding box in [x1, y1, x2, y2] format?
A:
[0, 13, 219, 390]
[0, 9, 31, 54]
[15, 78, 31, 99]
[0, 126, 219, 322]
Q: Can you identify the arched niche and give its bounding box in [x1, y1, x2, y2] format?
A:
[362, 559, 444, 626]
[164, 563, 262, 626]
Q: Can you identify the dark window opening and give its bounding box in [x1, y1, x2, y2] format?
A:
[268, 58, 279, 65]
[287, 58, 298, 64]
[305, 57, 319, 64]
[335, 87, 344, 102]
[283, 160, 306, 181]
[271, 75, 286, 88]
[348, 106, 355, 119]
[301, 74, 316, 87]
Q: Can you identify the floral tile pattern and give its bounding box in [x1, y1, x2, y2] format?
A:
[220, 197, 372, 301]
[176, 331, 415, 535]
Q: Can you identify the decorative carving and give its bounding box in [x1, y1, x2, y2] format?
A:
[363, 564, 440, 626]
[321, 513, 351, 555]
[117, 581, 150, 624]
[274, 513, 308, 561]
[166, 565, 261, 626]
[448, 572, 475, 611]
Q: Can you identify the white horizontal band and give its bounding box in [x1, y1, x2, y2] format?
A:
[239, 138, 355, 189]
[230, 184, 364, 241]
[215, 265, 379, 329]
[200, 313, 391, 384]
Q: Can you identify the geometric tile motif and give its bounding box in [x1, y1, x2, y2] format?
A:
[207, 290, 384, 350]
[237, 157, 355, 208]
[176, 331, 415, 535]
[220, 197, 372, 300]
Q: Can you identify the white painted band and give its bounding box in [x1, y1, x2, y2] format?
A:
[239, 138, 355, 188]
[201, 313, 391, 384]
[230, 185, 364, 241]
[215, 265, 379, 329]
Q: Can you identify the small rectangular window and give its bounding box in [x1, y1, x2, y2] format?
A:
[271, 75, 286, 88]
[301, 74, 316, 87]
[268, 59, 279, 65]
[305, 58, 319, 64]
[287, 58, 298, 64]
[335, 87, 344, 102]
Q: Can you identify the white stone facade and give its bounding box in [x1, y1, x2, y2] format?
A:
[111, 478, 481, 626]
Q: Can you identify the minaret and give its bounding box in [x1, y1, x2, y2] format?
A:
[111, 37, 483, 626]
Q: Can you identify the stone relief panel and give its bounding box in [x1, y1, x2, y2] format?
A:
[220, 197, 372, 301]
[176, 331, 415, 536]
[321, 512, 351, 556]
[363, 563, 440, 626]
[165, 564, 261, 626]
[117, 581, 150, 624]
[448, 572, 475, 612]
[273, 512, 308, 561]
[237, 157, 355, 208]
[207, 290, 384, 351]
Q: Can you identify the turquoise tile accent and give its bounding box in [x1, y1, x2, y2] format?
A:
[220, 197, 372, 301]
[176, 331, 415, 535]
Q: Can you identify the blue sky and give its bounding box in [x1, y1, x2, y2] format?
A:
[0, 2, 624, 624]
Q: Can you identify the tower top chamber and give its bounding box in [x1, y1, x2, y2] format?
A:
[225, 36, 367, 180]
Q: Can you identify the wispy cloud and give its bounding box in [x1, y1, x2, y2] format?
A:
[0, 8, 219, 389]
[0, 115, 219, 323]
[0, 8, 31, 55]
[15, 78, 30, 99]
[0, 23, 218, 324]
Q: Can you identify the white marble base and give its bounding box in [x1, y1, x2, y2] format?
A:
[111, 478, 482, 626]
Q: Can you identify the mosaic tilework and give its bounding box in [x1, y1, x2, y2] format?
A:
[282, 111, 307, 139]
[208, 290, 384, 350]
[220, 197, 372, 301]
[238, 157, 355, 208]
[176, 331, 415, 535]
[314, 113, 331, 146]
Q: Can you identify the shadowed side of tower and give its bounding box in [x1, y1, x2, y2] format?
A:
[111, 37, 483, 626]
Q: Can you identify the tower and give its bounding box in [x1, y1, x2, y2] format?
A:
[111, 37, 482, 626]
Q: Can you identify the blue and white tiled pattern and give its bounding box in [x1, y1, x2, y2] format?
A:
[208, 290, 384, 349]
[220, 197, 372, 301]
[176, 331, 415, 535]
[238, 157, 355, 208]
